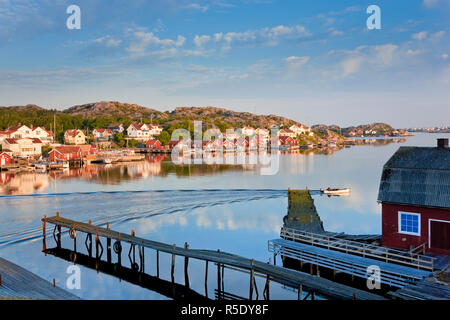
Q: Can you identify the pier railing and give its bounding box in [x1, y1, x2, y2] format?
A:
[280, 227, 434, 271]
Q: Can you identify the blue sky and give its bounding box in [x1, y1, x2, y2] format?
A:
[1, 0, 449, 127]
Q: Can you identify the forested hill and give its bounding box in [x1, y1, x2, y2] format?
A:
[0, 101, 299, 134]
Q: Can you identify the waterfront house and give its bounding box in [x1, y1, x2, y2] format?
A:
[278, 129, 296, 138]
[149, 125, 163, 136]
[145, 139, 163, 151]
[0, 152, 13, 166]
[0, 124, 53, 144]
[241, 126, 256, 136]
[377, 138, 450, 255]
[255, 128, 270, 137]
[64, 129, 86, 145]
[289, 124, 309, 135]
[49, 146, 83, 162]
[126, 123, 153, 141]
[1, 138, 42, 158]
[92, 128, 113, 141]
[168, 140, 191, 153]
[107, 123, 124, 134]
[278, 136, 296, 147]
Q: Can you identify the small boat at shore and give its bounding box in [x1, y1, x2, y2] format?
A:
[320, 187, 351, 195]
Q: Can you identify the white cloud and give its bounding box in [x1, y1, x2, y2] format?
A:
[431, 30, 446, 39]
[182, 3, 209, 12]
[284, 56, 310, 68]
[340, 56, 364, 77]
[92, 35, 122, 48]
[210, 24, 311, 50]
[373, 44, 398, 65]
[328, 28, 344, 36]
[193, 35, 211, 47]
[406, 49, 423, 56]
[127, 31, 186, 54]
[412, 31, 428, 40]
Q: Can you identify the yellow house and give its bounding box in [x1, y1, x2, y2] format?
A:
[64, 129, 86, 145]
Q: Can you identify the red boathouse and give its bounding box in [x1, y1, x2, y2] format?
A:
[377, 138, 450, 255]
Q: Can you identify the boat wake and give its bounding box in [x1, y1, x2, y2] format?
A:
[0, 189, 287, 248]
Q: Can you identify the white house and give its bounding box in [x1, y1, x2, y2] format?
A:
[1, 138, 43, 158]
[255, 128, 270, 137]
[241, 126, 256, 136]
[107, 123, 124, 134]
[289, 124, 310, 135]
[127, 123, 154, 141]
[0, 124, 53, 144]
[92, 128, 113, 141]
[149, 125, 163, 136]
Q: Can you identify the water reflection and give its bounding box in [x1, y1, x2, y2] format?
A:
[0, 138, 406, 196]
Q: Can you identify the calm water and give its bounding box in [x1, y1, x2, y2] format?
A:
[0, 133, 447, 299]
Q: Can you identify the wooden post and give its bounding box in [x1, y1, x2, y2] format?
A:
[317, 266, 320, 277]
[107, 238, 111, 264]
[205, 260, 209, 298]
[73, 227, 77, 253]
[273, 253, 276, 266]
[217, 250, 221, 300]
[298, 284, 302, 300]
[184, 242, 189, 288]
[57, 225, 61, 249]
[53, 278, 56, 287]
[95, 233, 99, 261]
[42, 215, 46, 252]
[265, 274, 270, 300]
[310, 263, 313, 275]
[312, 292, 316, 300]
[249, 259, 254, 300]
[171, 244, 176, 283]
[156, 250, 160, 278]
[141, 246, 145, 273]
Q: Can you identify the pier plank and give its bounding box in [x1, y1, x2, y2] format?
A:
[0, 257, 80, 300]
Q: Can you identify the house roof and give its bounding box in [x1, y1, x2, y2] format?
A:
[51, 146, 82, 154]
[3, 138, 42, 144]
[377, 146, 450, 209]
[65, 129, 83, 137]
[93, 128, 112, 134]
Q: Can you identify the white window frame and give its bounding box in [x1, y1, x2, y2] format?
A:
[398, 211, 421, 236]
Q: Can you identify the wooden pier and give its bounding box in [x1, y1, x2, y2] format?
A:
[42, 215, 386, 300]
[0, 257, 80, 300]
[279, 227, 435, 271]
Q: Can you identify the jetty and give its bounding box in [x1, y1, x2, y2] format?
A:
[0, 257, 79, 300]
[42, 214, 385, 300]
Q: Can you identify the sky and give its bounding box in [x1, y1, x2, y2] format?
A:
[0, 0, 449, 128]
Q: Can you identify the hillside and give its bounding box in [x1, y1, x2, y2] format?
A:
[0, 102, 300, 133]
[313, 123, 402, 137]
[63, 101, 162, 119]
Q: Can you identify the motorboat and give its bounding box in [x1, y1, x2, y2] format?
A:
[320, 187, 351, 195]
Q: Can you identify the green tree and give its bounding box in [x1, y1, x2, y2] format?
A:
[113, 132, 126, 148]
[157, 131, 171, 145]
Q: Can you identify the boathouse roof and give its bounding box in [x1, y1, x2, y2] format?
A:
[377, 145, 450, 209]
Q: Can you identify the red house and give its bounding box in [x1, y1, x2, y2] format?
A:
[278, 136, 296, 146]
[146, 139, 162, 150]
[0, 152, 13, 166]
[378, 138, 450, 255]
[49, 146, 83, 162]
